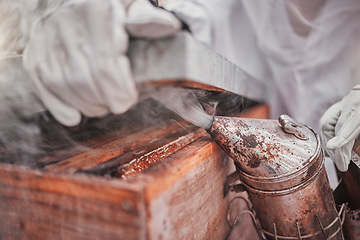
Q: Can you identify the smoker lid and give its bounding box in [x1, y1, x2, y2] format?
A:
[208, 115, 321, 191]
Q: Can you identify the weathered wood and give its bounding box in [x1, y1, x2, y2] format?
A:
[0, 164, 147, 240]
[44, 118, 198, 174]
[142, 137, 260, 240]
[110, 128, 205, 178]
[143, 137, 231, 239]
[142, 79, 227, 92]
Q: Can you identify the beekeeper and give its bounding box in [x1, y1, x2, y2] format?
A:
[166, 0, 360, 131]
[22, 0, 360, 131]
[167, 0, 360, 175]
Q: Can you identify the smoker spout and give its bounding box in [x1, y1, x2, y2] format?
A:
[207, 116, 269, 171]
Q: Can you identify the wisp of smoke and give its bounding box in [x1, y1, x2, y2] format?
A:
[0, 0, 84, 166]
[141, 86, 214, 130]
[0, 57, 45, 163]
[0, 57, 86, 165]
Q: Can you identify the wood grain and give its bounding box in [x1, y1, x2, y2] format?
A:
[44, 120, 196, 174]
[0, 164, 147, 240]
[143, 138, 232, 239]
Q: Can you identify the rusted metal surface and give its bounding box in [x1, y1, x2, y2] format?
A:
[114, 128, 204, 179]
[207, 116, 319, 191]
[333, 138, 360, 238]
[248, 166, 344, 239]
[343, 208, 360, 240]
[207, 115, 344, 239]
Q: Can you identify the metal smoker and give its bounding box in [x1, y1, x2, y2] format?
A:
[207, 115, 345, 239]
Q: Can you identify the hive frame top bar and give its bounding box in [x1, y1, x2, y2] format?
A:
[129, 32, 266, 102]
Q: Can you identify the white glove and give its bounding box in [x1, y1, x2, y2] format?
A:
[23, 0, 181, 127]
[126, 0, 181, 39]
[319, 85, 360, 171]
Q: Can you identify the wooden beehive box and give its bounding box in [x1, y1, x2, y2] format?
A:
[0, 32, 268, 239]
[0, 100, 268, 240]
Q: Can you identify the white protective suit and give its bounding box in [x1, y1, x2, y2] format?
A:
[166, 0, 360, 131]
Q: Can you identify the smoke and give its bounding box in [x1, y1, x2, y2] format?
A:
[0, 57, 81, 165]
[139, 85, 257, 130]
[141, 86, 214, 130]
[0, 56, 216, 167]
[0, 57, 44, 163]
[0, 57, 215, 167]
[0, 0, 65, 55]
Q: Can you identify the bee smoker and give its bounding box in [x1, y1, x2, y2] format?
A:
[207, 115, 345, 239]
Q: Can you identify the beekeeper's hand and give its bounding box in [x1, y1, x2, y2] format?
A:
[23, 0, 181, 127]
[126, 0, 181, 39]
[320, 85, 360, 172]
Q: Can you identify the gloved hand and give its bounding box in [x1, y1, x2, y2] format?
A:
[126, 0, 181, 39]
[319, 85, 360, 171]
[23, 0, 181, 127]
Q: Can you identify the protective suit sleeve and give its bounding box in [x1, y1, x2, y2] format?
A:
[319, 84, 360, 171]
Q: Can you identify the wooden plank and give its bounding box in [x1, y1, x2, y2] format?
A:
[41, 104, 192, 173]
[140, 137, 232, 240]
[86, 127, 205, 178]
[1, 106, 156, 167]
[141, 79, 227, 92]
[16, 100, 181, 168]
[0, 164, 147, 240]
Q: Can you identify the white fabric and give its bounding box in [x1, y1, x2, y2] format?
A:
[23, 0, 181, 126]
[320, 85, 360, 172]
[324, 156, 339, 190]
[126, 0, 181, 39]
[166, 0, 360, 131]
